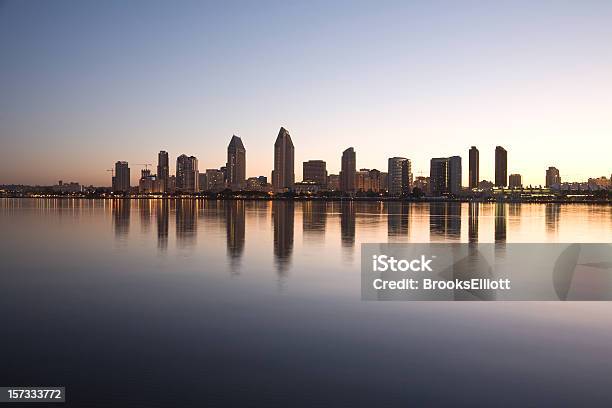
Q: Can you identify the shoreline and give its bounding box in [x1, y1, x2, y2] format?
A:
[1, 196, 611, 205]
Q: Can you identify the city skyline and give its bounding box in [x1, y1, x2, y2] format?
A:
[2, 1, 612, 186]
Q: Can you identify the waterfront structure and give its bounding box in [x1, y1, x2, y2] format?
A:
[272, 127, 295, 192]
[469, 146, 479, 189]
[509, 174, 523, 188]
[546, 167, 561, 187]
[227, 135, 246, 190]
[413, 176, 429, 193]
[176, 155, 199, 193]
[303, 160, 327, 186]
[495, 146, 508, 187]
[387, 157, 412, 196]
[113, 161, 130, 193]
[52, 181, 81, 194]
[327, 174, 340, 191]
[294, 181, 321, 194]
[430, 156, 461, 196]
[340, 147, 356, 193]
[368, 169, 382, 193]
[157, 151, 169, 192]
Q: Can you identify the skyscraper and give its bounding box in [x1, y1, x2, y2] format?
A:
[303, 160, 327, 186]
[545, 167, 561, 187]
[469, 146, 479, 189]
[272, 127, 295, 192]
[387, 157, 412, 196]
[340, 147, 356, 193]
[429, 156, 462, 196]
[176, 154, 199, 193]
[495, 146, 508, 188]
[113, 161, 130, 193]
[157, 150, 169, 193]
[227, 135, 246, 190]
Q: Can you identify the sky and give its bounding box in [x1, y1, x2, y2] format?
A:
[1, 0, 611, 187]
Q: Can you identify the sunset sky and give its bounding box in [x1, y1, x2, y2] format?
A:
[1, 0, 611, 187]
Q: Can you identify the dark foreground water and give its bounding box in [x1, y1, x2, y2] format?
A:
[1, 199, 612, 407]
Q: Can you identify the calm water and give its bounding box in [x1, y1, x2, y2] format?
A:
[1, 199, 612, 407]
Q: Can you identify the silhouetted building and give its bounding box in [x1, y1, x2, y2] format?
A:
[157, 151, 169, 193]
[176, 154, 198, 193]
[387, 157, 412, 196]
[205, 169, 225, 192]
[546, 167, 561, 188]
[509, 174, 522, 188]
[113, 161, 130, 193]
[469, 146, 479, 189]
[327, 174, 340, 191]
[495, 146, 508, 187]
[429, 156, 461, 196]
[272, 127, 295, 192]
[227, 135, 246, 190]
[340, 147, 356, 192]
[303, 160, 327, 186]
[139, 169, 159, 194]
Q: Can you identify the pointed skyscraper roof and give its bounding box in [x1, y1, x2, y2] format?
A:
[228, 134, 245, 150]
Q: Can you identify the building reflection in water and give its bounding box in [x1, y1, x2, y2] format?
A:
[176, 199, 197, 249]
[468, 202, 479, 243]
[387, 202, 410, 238]
[340, 201, 355, 248]
[302, 201, 327, 242]
[494, 202, 507, 246]
[272, 201, 294, 278]
[545, 203, 560, 235]
[225, 200, 245, 274]
[429, 202, 461, 241]
[156, 199, 169, 251]
[139, 199, 152, 234]
[112, 199, 131, 240]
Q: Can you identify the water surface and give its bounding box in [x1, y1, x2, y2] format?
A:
[1, 199, 611, 407]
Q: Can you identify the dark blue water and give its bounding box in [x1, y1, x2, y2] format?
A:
[1, 199, 612, 407]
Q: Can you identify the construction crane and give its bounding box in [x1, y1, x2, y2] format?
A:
[106, 169, 114, 177]
[136, 163, 153, 170]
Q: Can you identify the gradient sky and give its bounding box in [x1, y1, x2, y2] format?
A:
[1, 0, 611, 187]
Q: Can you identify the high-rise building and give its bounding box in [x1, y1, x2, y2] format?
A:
[176, 154, 199, 193]
[227, 135, 246, 190]
[303, 160, 327, 186]
[340, 147, 356, 193]
[509, 174, 522, 188]
[157, 151, 169, 193]
[546, 167, 561, 187]
[448, 156, 462, 195]
[429, 156, 462, 196]
[387, 157, 412, 196]
[113, 161, 130, 193]
[205, 169, 225, 192]
[469, 146, 479, 189]
[356, 169, 370, 192]
[495, 146, 508, 187]
[368, 169, 382, 193]
[272, 127, 295, 192]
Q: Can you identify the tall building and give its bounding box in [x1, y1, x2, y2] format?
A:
[509, 174, 522, 188]
[227, 135, 246, 190]
[469, 146, 479, 189]
[303, 160, 327, 186]
[157, 151, 169, 193]
[113, 161, 130, 193]
[546, 167, 561, 187]
[495, 146, 508, 188]
[429, 156, 462, 196]
[272, 127, 295, 192]
[176, 154, 199, 193]
[340, 147, 356, 192]
[368, 169, 382, 193]
[387, 157, 412, 196]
